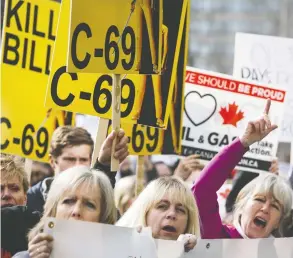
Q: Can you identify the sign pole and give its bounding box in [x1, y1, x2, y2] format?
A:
[111, 74, 122, 171]
[135, 155, 145, 196]
[91, 118, 109, 167]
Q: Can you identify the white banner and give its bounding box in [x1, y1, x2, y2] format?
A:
[44, 218, 158, 258]
[43, 218, 293, 258]
[181, 67, 286, 173]
[233, 33, 293, 143]
[182, 238, 293, 258]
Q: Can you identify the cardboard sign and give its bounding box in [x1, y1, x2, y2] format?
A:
[233, 33, 293, 143]
[1, 0, 74, 161]
[181, 67, 286, 173]
[67, 0, 162, 74]
[45, 0, 189, 130]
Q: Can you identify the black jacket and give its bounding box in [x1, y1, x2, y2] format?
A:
[1, 206, 41, 257]
[26, 161, 115, 213]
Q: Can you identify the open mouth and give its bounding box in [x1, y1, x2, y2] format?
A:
[162, 225, 176, 233]
[253, 217, 267, 228]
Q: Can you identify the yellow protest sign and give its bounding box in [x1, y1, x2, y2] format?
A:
[67, 0, 162, 74]
[1, 0, 74, 162]
[45, 0, 170, 128]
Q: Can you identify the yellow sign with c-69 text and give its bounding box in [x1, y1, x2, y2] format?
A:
[67, 0, 162, 74]
[45, 0, 170, 129]
[1, 0, 74, 162]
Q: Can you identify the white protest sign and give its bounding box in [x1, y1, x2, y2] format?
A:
[290, 141, 293, 178]
[182, 67, 286, 173]
[233, 33, 293, 143]
[182, 238, 293, 258]
[44, 218, 157, 258]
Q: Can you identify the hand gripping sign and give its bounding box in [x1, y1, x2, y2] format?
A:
[181, 67, 286, 173]
[1, 0, 75, 162]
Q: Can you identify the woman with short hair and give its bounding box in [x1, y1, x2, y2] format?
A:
[116, 176, 201, 252]
[14, 166, 116, 258]
[192, 99, 293, 239]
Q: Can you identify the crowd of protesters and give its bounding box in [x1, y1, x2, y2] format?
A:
[1, 100, 293, 258]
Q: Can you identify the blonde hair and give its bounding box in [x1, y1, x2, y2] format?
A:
[114, 175, 136, 215]
[234, 173, 293, 237]
[116, 176, 201, 238]
[0, 154, 29, 192]
[28, 166, 116, 240]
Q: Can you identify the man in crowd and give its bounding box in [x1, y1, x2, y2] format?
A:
[30, 161, 54, 187]
[27, 126, 129, 213]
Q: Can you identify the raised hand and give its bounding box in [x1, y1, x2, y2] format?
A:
[240, 99, 278, 148]
[174, 154, 203, 181]
[98, 129, 129, 166]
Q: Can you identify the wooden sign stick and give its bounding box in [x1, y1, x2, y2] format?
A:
[111, 74, 121, 171]
[24, 159, 33, 186]
[91, 118, 109, 167]
[135, 155, 145, 197]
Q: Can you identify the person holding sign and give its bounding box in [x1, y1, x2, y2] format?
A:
[192, 99, 293, 239]
[13, 166, 116, 258]
[27, 126, 129, 213]
[116, 176, 200, 252]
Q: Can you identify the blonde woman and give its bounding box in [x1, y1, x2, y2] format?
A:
[192, 99, 293, 239]
[114, 175, 136, 216]
[13, 166, 116, 258]
[116, 176, 201, 252]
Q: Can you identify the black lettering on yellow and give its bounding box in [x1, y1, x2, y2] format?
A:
[45, 44, 52, 75]
[6, 0, 23, 31]
[48, 10, 56, 41]
[146, 127, 159, 152]
[3, 32, 20, 65]
[132, 125, 144, 152]
[0, 117, 11, 150]
[25, 2, 31, 33]
[21, 38, 28, 68]
[21, 124, 34, 155]
[71, 23, 92, 69]
[51, 66, 76, 107]
[29, 40, 42, 73]
[92, 75, 112, 114]
[104, 25, 119, 70]
[32, 5, 45, 38]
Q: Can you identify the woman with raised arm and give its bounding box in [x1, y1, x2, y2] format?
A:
[192, 99, 293, 239]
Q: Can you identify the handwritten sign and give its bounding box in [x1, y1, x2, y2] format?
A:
[181, 67, 286, 173]
[233, 33, 293, 143]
